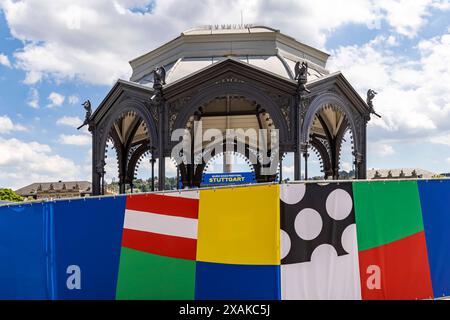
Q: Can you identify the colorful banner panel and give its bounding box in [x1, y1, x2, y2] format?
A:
[2, 179, 450, 300]
[196, 185, 281, 300]
[121, 193, 199, 260]
[116, 248, 196, 300]
[116, 187, 281, 300]
[353, 181, 433, 300]
[116, 192, 199, 300]
[418, 180, 450, 298]
[195, 262, 280, 300]
[197, 185, 280, 266]
[280, 183, 361, 300]
[358, 232, 433, 300]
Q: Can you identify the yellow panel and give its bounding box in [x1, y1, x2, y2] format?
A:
[197, 185, 280, 265]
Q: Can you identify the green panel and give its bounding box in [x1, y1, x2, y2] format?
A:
[353, 180, 424, 251]
[116, 248, 196, 300]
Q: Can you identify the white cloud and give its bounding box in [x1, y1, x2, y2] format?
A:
[0, 115, 26, 134]
[56, 116, 83, 128]
[370, 143, 396, 157]
[1, 0, 448, 85]
[328, 29, 450, 145]
[23, 70, 42, 85]
[47, 92, 65, 108]
[68, 95, 80, 105]
[386, 35, 399, 46]
[377, 0, 450, 38]
[446, 157, 450, 164]
[0, 137, 85, 189]
[0, 53, 11, 68]
[27, 87, 39, 109]
[134, 154, 178, 179]
[58, 134, 91, 146]
[430, 132, 450, 146]
[341, 162, 353, 172]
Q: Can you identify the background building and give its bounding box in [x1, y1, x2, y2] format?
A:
[367, 168, 437, 180]
[15, 181, 92, 200]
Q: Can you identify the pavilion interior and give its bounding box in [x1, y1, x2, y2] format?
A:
[103, 100, 353, 188]
[109, 112, 150, 149]
[310, 104, 349, 144]
[185, 95, 276, 152]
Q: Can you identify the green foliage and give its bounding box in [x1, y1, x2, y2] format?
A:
[309, 170, 355, 181]
[106, 177, 179, 194]
[0, 189, 24, 202]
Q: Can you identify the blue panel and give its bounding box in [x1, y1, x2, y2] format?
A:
[52, 196, 126, 300]
[195, 262, 280, 300]
[418, 180, 450, 298]
[201, 172, 256, 186]
[0, 204, 48, 299]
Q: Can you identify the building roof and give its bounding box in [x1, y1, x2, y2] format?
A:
[129, 24, 330, 87]
[367, 168, 437, 179]
[15, 181, 92, 196]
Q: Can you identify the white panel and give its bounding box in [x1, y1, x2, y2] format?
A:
[248, 56, 290, 78]
[169, 58, 214, 82]
[124, 210, 198, 239]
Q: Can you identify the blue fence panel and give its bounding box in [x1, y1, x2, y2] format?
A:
[0, 203, 49, 299]
[51, 196, 126, 299]
[418, 180, 450, 298]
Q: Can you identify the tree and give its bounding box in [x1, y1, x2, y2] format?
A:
[0, 189, 24, 202]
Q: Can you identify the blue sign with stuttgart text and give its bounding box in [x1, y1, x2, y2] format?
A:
[202, 172, 256, 186]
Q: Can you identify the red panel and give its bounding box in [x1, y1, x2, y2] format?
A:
[122, 228, 197, 261]
[359, 231, 433, 300]
[125, 194, 199, 219]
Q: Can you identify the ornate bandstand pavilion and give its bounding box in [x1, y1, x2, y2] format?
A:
[84, 25, 376, 195]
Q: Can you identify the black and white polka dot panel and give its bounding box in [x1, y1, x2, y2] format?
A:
[280, 182, 356, 265]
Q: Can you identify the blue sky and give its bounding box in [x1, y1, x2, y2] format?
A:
[0, 0, 450, 189]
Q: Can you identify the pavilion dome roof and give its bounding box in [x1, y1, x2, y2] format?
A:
[129, 25, 330, 87]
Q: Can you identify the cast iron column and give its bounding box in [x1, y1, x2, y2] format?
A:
[92, 129, 101, 195]
[158, 100, 165, 191]
[294, 94, 302, 181]
[151, 148, 156, 191]
[279, 153, 283, 183]
[304, 146, 309, 180]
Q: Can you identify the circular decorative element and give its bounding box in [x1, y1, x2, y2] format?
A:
[280, 229, 291, 260]
[294, 208, 323, 240]
[325, 189, 353, 220]
[341, 224, 358, 255]
[280, 184, 306, 205]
